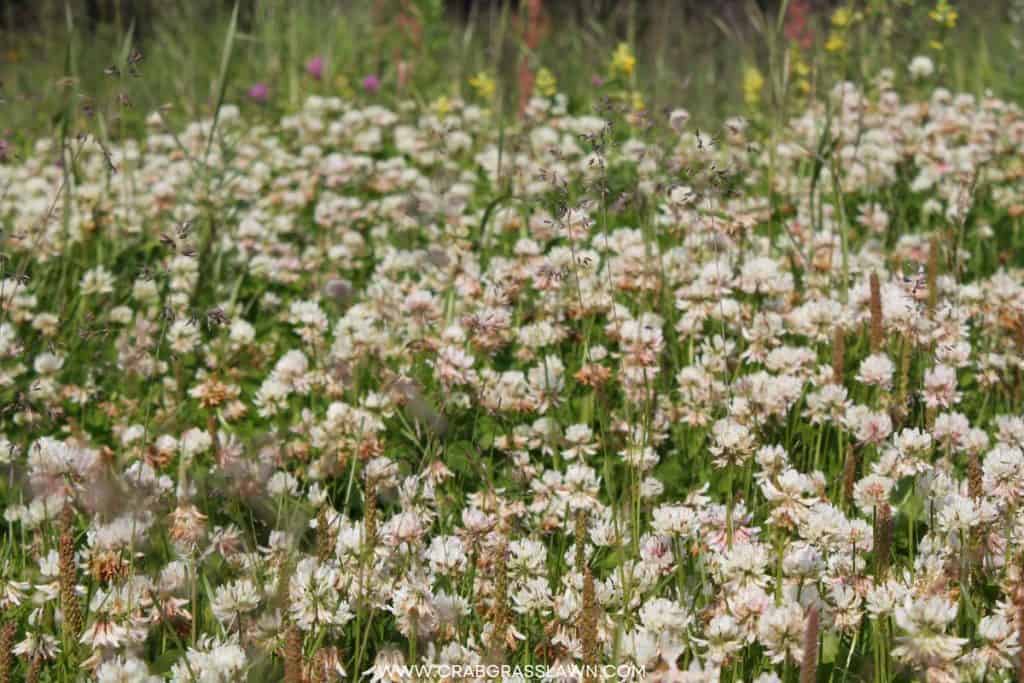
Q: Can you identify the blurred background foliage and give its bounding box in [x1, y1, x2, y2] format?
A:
[0, 0, 1022, 144]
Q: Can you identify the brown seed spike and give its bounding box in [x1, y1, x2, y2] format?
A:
[574, 509, 587, 575]
[580, 567, 600, 683]
[489, 540, 509, 662]
[309, 651, 323, 683]
[284, 625, 304, 683]
[968, 451, 983, 501]
[800, 605, 820, 683]
[869, 271, 884, 354]
[317, 507, 333, 562]
[875, 503, 893, 579]
[58, 505, 83, 643]
[0, 621, 14, 683]
[842, 445, 858, 508]
[363, 478, 377, 553]
[25, 654, 41, 683]
[274, 557, 293, 610]
[831, 326, 846, 385]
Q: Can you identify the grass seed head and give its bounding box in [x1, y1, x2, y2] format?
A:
[869, 271, 884, 354]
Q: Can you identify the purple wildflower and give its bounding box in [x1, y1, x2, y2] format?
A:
[306, 56, 325, 80]
[247, 83, 269, 103]
[362, 75, 381, 93]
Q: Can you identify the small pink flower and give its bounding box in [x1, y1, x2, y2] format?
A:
[306, 56, 325, 80]
[247, 83, 269, 103]
[591, 74, 605, 87]
[362, 74, 381, 93]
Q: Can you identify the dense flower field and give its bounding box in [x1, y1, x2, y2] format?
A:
[3, 55, 1024, 682]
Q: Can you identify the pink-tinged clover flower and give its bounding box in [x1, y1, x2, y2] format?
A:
[247, 83, 269, 103]
[362, 75, 381, 93]
[306, 56, 325, 80]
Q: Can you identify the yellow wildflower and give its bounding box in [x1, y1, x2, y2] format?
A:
[536, 68, 557, 97]
[468, 71, 496, 99]
[742, 66, 764, 107]
[831, 6, 853, 28]
[432, 95, 452, 116]
[630, 90, 645, 112]
[825, 33, 846, 53]
[610, 43, 636, 78]
[929, 0, 958, 28]
[790, 46, 810, 77]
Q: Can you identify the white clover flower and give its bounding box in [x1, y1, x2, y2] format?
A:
[856, 353, 894, 388]
[109, 305, 134, 324]
[892, 595, 966, 669]
[923, 364, 960, 409]
[426, 535, 467, 574]
[80, 266, 115, 295]
[909, 55, 935, 79]
[96, 655, 162, 683]
[120, 424, 146, 446]
[639, 598, 691, 634]
[853, 474, 894, 512]
[228, 318, 255, 344]
[33, 352, 64, 375]
[169, 636, 247, 682]
[757, 602, 805, 664]
[210, 578, 261, 626]
[0, 439, 14, 466]
[266, 470, 299, 497]
[288, 558, 352, 632]
[166, 319, 200, 354]
[179, 428, 212, 459]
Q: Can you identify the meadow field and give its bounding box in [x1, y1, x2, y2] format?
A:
[3, 0, 1024, 680]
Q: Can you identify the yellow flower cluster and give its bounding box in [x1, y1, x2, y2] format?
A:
[630, 91, 645, 113]
[468, 71, 496, 99]
[743, 66, 764, 107]
[432, 95, 452, 116]
[536, 68, 557, 97]
[610, 43, 636, 78]
[825, 4, 862, 53]
[831, 6, 853, 28]
[791, 47, 811, 96]
[929, 0, 958, 28]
